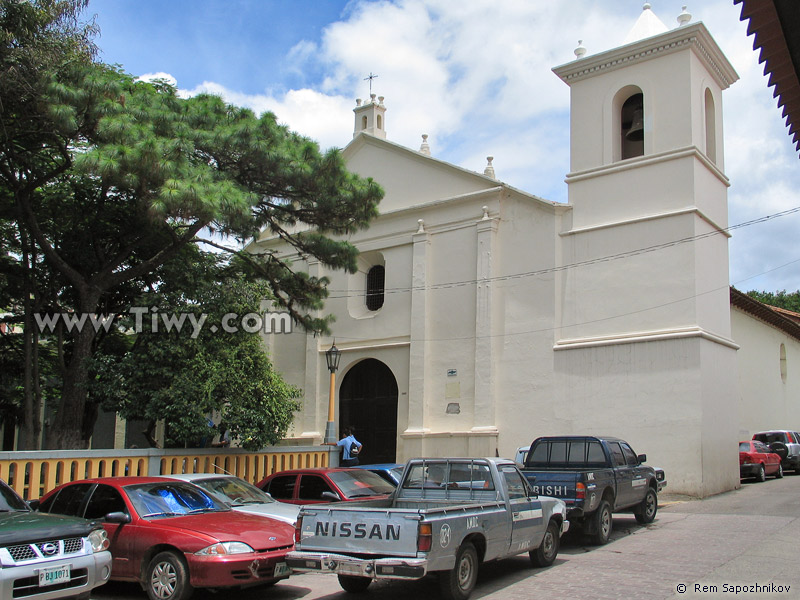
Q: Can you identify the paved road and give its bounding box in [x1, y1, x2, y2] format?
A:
[90, 474, 800, 600]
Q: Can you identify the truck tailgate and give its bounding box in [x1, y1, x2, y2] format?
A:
[298, 506, 420, 557]
[524, 471, 582, 505]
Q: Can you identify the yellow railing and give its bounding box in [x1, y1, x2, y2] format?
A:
[0, 447, 331, 500]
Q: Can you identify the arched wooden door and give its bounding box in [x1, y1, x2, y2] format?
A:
[339, 359, 398, 465]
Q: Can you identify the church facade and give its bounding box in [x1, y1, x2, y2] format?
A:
[253, 9, 791, 497]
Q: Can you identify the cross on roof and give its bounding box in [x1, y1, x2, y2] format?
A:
[364, 72, 379, 95]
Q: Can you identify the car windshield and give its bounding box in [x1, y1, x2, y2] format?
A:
[190, 477, 275, 506]
[125, 482, 228, 518]
[0, 480, 29, 511]
[390, 467, 404, 482]
[328, 470, 395, 498]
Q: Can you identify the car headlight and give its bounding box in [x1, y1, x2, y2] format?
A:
[195, 541, 254, 556]
[88, 528, 110, 552]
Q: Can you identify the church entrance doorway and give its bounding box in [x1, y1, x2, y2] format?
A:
[339, 359, 398, 465]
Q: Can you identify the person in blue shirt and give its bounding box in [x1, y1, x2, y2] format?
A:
[327, 426, 363, 466]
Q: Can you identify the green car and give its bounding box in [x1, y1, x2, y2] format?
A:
[0, 478, 112, 600]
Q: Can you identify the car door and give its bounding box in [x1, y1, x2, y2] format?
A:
[501, 466, 544, 555]
[297, 474, 338, 504]
[263, 474, 299, 504]
[620, 442, 649, 504]
[83, 484, 134, 578]
[607, 442, 636, 509]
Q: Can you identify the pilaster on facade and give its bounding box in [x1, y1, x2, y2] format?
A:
[473, 208, 498, 429]
[406, 221, 431, 434]
[302, 259, 323, 440]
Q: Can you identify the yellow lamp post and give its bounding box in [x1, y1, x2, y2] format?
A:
[324, 342, 341, 444]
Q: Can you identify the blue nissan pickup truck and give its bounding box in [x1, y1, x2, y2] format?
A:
[519, 436, 659, 544]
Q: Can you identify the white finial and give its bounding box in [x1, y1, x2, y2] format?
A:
[482, 206, 490, 220]
[484, 156, 496, 179]
[356, 98, 362, 106]
[417, 219, 425, 233]
[419, 134, 431, 155]
[643, 2, 651, 10]
[378, 95, 385, 106]
[677, 6, 692, 26]
[574, 40, 587, 59]
[370, 93, 377, 103]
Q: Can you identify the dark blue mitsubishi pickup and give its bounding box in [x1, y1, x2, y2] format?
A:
[519, 436, 659, 544]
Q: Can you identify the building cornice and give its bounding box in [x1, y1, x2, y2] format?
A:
[553, 22, 739, 90]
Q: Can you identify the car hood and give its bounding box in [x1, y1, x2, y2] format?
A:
[158, 512, 295, 549]
[0, 511, 97, 545]
[230, 502, 300, 525]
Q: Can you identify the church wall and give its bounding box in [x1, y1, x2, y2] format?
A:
[550, 337, 737, 496]
[345, 142, 498, 213]
[732, 308, 800, 438]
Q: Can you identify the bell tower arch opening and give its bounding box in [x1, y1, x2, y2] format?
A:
[339, 358, 398, 464]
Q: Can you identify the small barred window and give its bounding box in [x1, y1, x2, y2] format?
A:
[366, 265, 385, 311]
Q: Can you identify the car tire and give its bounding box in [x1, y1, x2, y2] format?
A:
[337, 575, 372, 593]
[776, 464, 784, 479]
[146, 551, 194, 600]
[756, 464, 766, 482]
[529, 520, 560, 567]
[634, 488, 658, 524]
[439, 541, 478, 600]
[589, 500, 613, 545]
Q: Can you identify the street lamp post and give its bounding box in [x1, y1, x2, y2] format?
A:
[324, 342, 341, 444]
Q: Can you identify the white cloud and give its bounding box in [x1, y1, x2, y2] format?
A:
[129, 0, 800, 292]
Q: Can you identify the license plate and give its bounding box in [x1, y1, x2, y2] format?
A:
[338, 561, 364, 576]
[274, 562, 290, 577]
[39, 565, 70, 587]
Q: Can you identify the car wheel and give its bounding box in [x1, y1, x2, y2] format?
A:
[776, 464, 784, 479]
[634, 488, 658, 524]
[146, 551, 194, 600]
[756, 463, 766, 482]
[337, 574, 371, 593]
[590, 500, 613, 545]
[529, 520, 560, 567]
[439, 541, 478, 600]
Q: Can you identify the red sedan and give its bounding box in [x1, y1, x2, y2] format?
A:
[739, 441, 783, 482]
[257, 468, 395, 505]
[34, 477, 294, 600]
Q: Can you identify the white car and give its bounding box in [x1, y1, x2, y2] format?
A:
[161, 474, 300, 525]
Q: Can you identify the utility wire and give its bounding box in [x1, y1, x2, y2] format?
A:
[324, 205, 800, 299]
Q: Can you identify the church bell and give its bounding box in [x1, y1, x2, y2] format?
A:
[626, 107, 644, 141]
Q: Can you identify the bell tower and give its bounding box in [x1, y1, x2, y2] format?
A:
[353, 94, 387, 139]
[552, 5, 741, 496]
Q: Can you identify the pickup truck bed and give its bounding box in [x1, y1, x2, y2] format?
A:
[287, 458, 568, 600]
[520, 436, 659, 544]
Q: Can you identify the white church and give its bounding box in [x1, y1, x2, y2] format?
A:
[253, 5, 800, 497]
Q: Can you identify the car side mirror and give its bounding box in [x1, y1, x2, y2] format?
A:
[105, 511, 131, 524]
[321, 491, 341, 502]
[637, 454, 647, 464]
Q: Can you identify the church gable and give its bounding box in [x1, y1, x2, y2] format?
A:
[343, 134, 500, 214]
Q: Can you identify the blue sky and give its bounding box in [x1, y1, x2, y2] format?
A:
[86, 0, 800, 293]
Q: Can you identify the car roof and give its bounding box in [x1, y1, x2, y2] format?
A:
[159, 473, 240, 481]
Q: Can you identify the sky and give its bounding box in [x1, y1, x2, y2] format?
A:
[86, 0, 800, 293]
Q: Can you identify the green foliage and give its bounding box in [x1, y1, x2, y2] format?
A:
[0, 1, 383, 448]
[88, 249, 301, 450]
[745, 290, 800, 314]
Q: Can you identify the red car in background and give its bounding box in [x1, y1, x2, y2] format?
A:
[33, 477, 294, 600]
[739, 440, 783, 482]
[257, 468, 395, 505]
